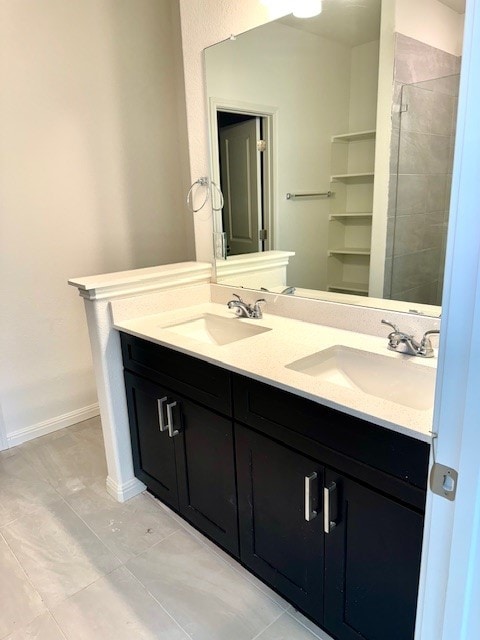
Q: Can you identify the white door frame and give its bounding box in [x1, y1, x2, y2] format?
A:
[208, 97, 278, 252]
[416, 0, 480, 638]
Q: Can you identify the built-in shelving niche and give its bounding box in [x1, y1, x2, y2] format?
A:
[327, 130, 375, 296]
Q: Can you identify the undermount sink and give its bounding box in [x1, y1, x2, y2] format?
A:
[161, 313, 271, 346]
[286, 345, 436, 410]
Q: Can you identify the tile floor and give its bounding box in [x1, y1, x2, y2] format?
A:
[0, 417, 333, 640]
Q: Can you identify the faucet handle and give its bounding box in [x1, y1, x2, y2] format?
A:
[420, 329, 440, 348]
[253, 298, 266, 319]
[422, 329, 440, 340]
[419, 329, 440, 357]
[381, 319, 400, 333]
[232, 293, 244, 303]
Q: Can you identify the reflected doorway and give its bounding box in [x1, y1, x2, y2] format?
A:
[209, 100, 276, 258]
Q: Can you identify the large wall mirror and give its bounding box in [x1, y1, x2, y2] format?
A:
[204, 0, 464, 316]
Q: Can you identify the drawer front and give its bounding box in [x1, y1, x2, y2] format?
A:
[121, 333, 232, 415]
[233, 374, 430, 493]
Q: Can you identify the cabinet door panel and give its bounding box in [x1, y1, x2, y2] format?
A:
[236, 425, 324, 622]
[124, 371, 179, 509]
[324, 471, 424, 640]
[176, 400, 238, 556]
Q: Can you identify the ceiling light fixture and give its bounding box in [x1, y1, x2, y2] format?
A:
[261, 0, 322, 19]
[293, 0, 323, 18]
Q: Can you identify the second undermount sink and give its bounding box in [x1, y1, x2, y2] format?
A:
[161, 313, 271, 346]
[286, 345, 436, 410]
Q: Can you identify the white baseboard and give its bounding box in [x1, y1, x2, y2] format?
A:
[106, 475, 146, 503]
[6, 403, 100, 449]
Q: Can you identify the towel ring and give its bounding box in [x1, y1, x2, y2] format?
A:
[186, 177, 209, 213]
[211, 180, 225, 212]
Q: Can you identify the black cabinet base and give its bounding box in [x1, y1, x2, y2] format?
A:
[121, 334, 428, 640]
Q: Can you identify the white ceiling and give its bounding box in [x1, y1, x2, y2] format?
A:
[437, 0, 466, 13]
[280, 0, 381, 48]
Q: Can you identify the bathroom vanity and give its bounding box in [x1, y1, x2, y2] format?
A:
[69, 262, 439, 640]
[116, 299, 433, 640]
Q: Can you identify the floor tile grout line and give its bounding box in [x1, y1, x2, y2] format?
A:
[0, 445, 69, 530]
[2, 492, 128, 614]
[286, 609, 334, 640]
[145, 492, 290, 611]
[123, 524, 287, 640]
[122, 563, 195, 640]
[61, 488, 184, 564]
[0, 486, 66, 532]
[46, 611, 69, 640]
[54, 492, 135, 567]
[14, 424, 106, 500]
[250, 608, 286, 640]
[47, 564, 128, 613]
[0, 529, 48, 633]
[3, 422, 326, 639]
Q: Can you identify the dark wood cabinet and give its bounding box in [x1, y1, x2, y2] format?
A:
[323, 470, 425, 640]
[175, 396, 238, 555]
[124, 371, 179, 510]
[121, 333, 430, 640]
[236, 426, 325, 621]
[122, 335, 238, 555]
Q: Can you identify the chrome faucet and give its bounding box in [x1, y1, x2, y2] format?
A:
[260, 286, 296, 295]
[227, 294, 266, 319]
[381, 320, 440, 358]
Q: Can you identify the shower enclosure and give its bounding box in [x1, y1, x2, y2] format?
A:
[386, 73, 460, 306]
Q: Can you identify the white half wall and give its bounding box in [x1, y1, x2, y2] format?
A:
[0, 0, 193, 445]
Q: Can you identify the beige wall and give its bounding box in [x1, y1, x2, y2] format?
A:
[0, 0, 193, 443]
[349, 40, 380, 132]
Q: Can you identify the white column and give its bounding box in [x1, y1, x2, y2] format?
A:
[82, 297, 144, 502]
[69, 262, 212, 501]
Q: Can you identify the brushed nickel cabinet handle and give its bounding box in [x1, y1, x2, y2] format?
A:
[305, 472, 318, 521]
[157, 397, 169, 432]
[166, 401, 179, 438]
[324, 482, 337, 534]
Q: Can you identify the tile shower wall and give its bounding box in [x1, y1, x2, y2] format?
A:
[384, 34, 461, 306]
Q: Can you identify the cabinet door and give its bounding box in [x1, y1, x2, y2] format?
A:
[324, 470, 424, 640]
[124, 371, 179, 510]
[174, 398, 239, 556]
[236, 425, 324, 622]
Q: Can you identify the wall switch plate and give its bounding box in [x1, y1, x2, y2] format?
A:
[430, 463, 458, 501]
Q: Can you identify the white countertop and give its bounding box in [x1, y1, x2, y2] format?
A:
[114, 302, 436, 443]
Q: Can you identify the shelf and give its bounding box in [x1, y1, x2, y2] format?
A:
[328, 247, 371, 256]
[329, 212, 373, 220]
[327, 125, 375, 298]
[331, 173, 374, 183]
[331, 130, 376, 143]
[327, 281, 369, 294]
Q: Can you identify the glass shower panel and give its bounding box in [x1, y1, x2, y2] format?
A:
[388, 74, 459, 306]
